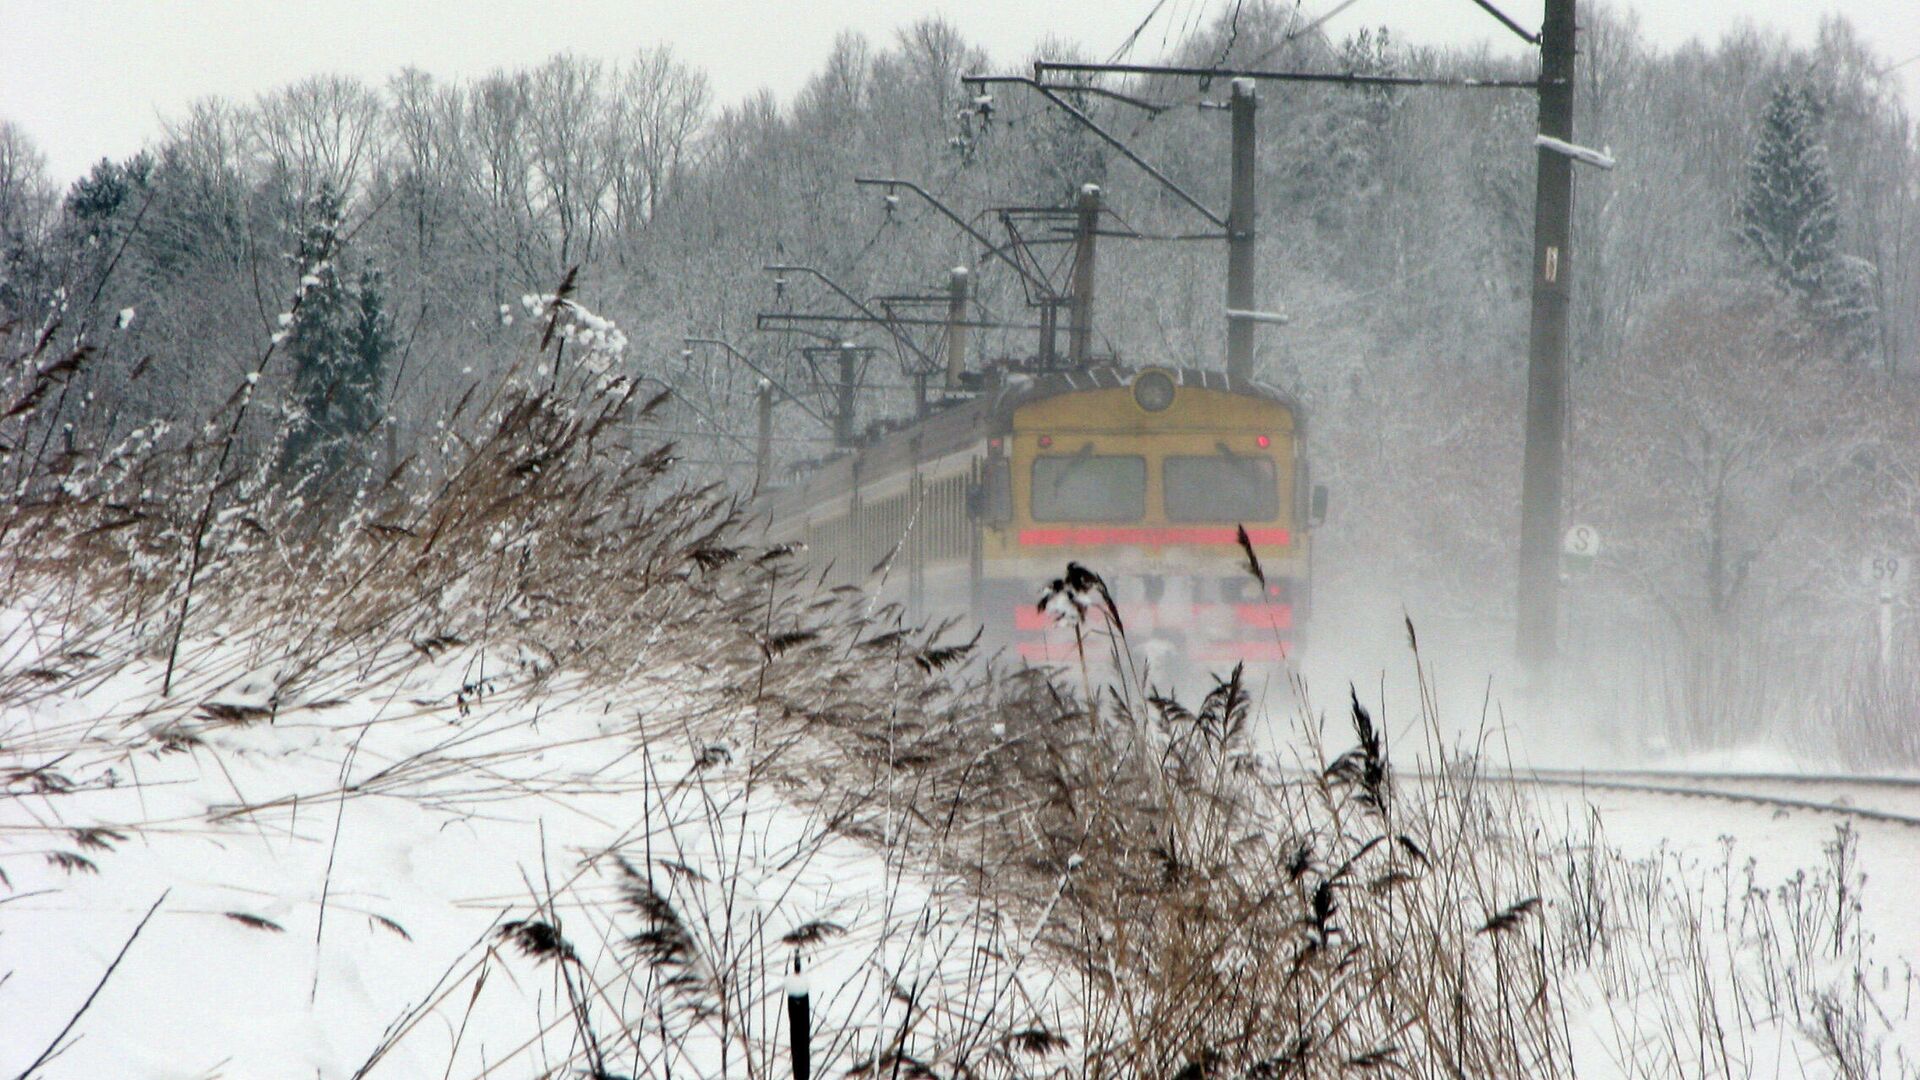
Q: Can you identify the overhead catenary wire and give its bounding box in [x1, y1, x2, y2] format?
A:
[1035, 59, 1548, 90]
[1203, 0, 1250, 72]
[765, 263, 936, 373]
[630, 375, 761, 459]
[683, 337, 835, 430]
[1464, 0, 1542, 46]
[633, 428, 839, 444]
[1288, 0, 1369, 46]
[1107, 0, 1176, 64]
[962, 75, 1228, 228]
[1879, 50, 1920, 76]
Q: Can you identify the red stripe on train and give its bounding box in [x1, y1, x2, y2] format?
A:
[1018, 526, 1291, 547]
[1235, 604, 1293, 630]
[1019, 640, 1292, 663]
[1014, 606, 1055, 631]
[1017, 641, 1085, 662]
[1016, 603, 1293, 631]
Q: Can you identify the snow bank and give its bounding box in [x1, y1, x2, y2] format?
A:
[1, 639, 1058, 1079]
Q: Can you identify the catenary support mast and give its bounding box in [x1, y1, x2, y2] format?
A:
[754, 380, 773, 492]
[944, 266, 970, 388]
[1226, 79, 1258, 380]
[834, 343, 858, 447]
[1069, 186, 1101, 366]
[1516, 0, 1576, 674]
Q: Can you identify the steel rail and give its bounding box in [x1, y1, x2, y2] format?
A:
[1269, 764, 1920, 828]
[1502, 772, 1920, 830]
[1516, 766, 1920, 791]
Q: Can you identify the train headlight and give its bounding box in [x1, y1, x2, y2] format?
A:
[1132, 369, 1176, 412]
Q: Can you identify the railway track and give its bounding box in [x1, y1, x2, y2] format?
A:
[1480, 767, 1920, 830]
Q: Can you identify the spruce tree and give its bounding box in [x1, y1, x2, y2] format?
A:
[65, 158, 134, 229]
[1736, 82, 1876, 358]
[344, 265, 393, 438]
[280, 184, 386, 487]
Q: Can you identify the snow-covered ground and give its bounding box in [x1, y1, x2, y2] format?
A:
[1538, 781, 1920, 1034]
[1, 639, 1061, 1079]
[6, 610, 1918, 1078]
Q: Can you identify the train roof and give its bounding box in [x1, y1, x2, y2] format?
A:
[762, 365, 1304, 511]
[990, 364, 1301, 416]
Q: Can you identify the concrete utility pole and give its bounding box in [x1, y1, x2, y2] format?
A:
[944, 266, 970, 389]
[1069, 185, 1101, 366]
[754, 379, 773, 493]
[1226, 78, 1258, 380]
[1881, 589, 1896, 675]
[1516, 0, 1577, 675]
[835, 342, 859, 447]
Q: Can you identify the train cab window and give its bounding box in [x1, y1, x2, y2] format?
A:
[1031, 453, 1146, 522]
[1164, 455, 1279, 522]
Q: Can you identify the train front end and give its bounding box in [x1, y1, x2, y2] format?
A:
[977, 368, 1316, 678]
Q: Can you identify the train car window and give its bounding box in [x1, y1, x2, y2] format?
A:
[1031, 454, 1146, 522]
[1164, 455, 1279, 522]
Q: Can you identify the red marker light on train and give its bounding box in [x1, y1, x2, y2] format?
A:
[1038, 435, 1053, 448]
[989, 438, 1002, 451]
[1256, 435, 1271, 448]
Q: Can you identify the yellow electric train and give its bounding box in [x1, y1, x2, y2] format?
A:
[759, 365, 1324, 672]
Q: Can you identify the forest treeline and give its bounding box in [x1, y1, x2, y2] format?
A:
[3, 2, 1919, 743]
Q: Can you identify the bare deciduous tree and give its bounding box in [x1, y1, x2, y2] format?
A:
[526, 54, 615, 270]
[0, 119, 55, 252]
[615, 45, 711, 231]
[250, 74, 384, 209]
[1577, 285, 1894, 741]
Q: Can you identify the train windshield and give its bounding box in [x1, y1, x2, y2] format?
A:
[1031, 454, 1146, 522]
[1164, 455, 1279, 522]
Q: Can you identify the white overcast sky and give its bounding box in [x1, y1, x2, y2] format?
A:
[4, 0, 1919, 183]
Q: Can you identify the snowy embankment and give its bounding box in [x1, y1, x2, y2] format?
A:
[1533, 778, 1920, 1065]
[2, 298, 1076, 1080]
[1, 629, 1055, 1079]
[10, 611, 1920, 1079]
[5, 302, 1916, 1077]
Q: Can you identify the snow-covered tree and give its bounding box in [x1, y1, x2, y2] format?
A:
[280, 186, 387, 487]
[346, 265, 394, 426]
[0, 121, 57, 319]
[1575, 284, 1891, 743]
[614, 45, 711, 230]
[1737, 81, 1878, 358]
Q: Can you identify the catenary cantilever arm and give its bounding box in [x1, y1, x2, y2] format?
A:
[763, 264, 934, 370]
[962, 74, 1227, 229]
[683, 337, 835, 431]
[852, 178, 1060, 298]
